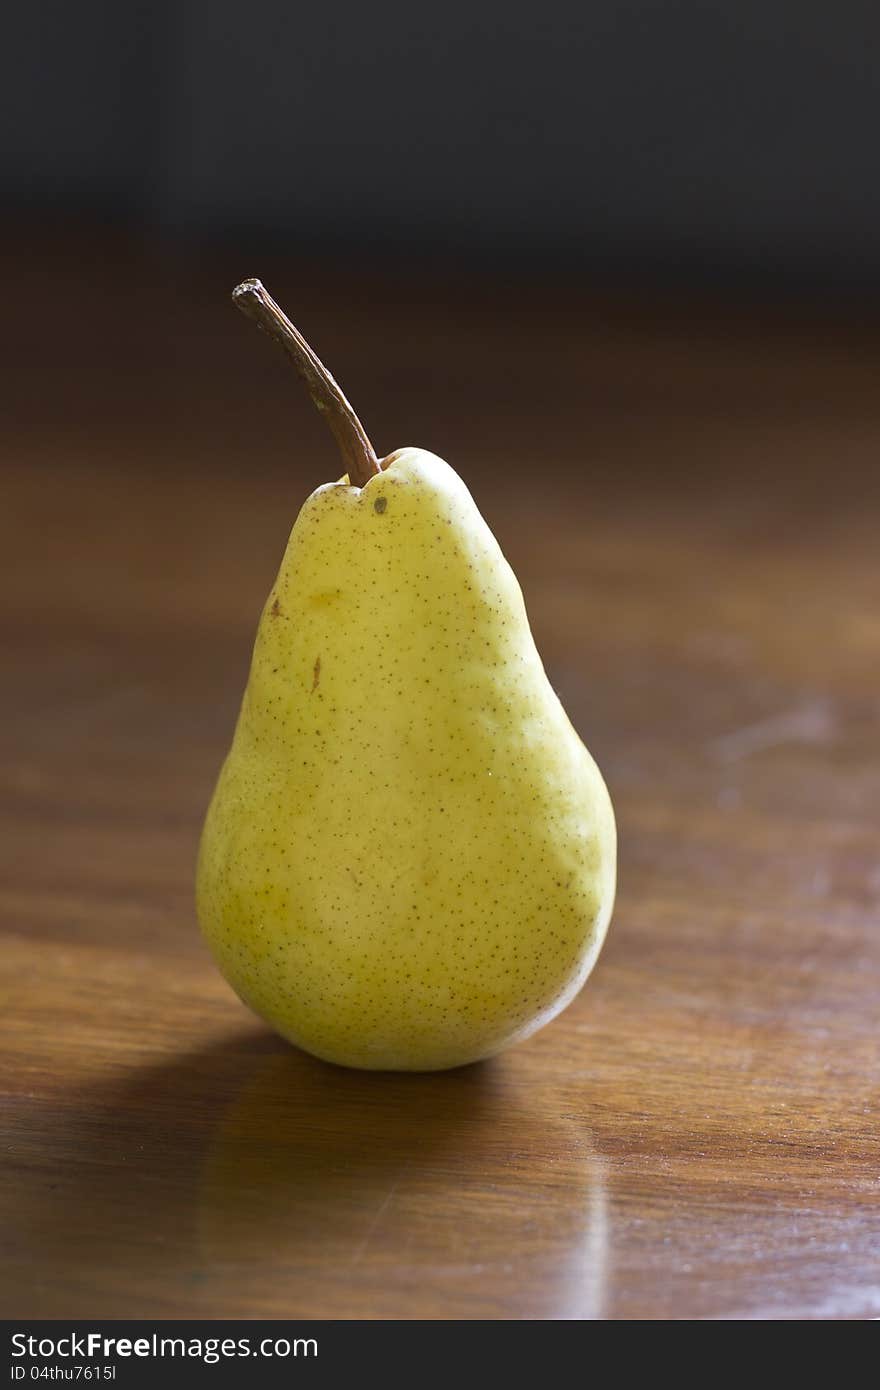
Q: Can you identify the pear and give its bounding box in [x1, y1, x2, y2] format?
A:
[197, 280, 616, 1071]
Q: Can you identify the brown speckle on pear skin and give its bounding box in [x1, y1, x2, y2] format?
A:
[311, 656, 321, 693]
[373, 496, 388, 514]
[270, 598, 283, 617]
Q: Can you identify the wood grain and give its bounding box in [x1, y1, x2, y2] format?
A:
[2, 236, 878, 1319]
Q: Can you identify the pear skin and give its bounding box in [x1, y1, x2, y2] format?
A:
[197, 285, 616, 1071]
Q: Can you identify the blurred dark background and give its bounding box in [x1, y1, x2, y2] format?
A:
[6, 1, 880, 289]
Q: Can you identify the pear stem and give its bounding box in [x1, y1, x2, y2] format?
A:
[232, 279, 381, 488]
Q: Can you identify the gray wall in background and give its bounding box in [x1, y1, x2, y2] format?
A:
[7, 2, 880, 284]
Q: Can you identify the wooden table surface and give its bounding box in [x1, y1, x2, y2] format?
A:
[2, 237, 878, 1320]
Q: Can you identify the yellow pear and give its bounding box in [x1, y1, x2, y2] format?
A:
[197, 281, 616, 1071]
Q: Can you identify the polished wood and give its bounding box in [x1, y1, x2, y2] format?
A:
[2, 236, 879, 1319]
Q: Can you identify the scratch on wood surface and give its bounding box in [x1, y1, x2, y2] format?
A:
[350, 1174, 403, 1266]
[711, 701, 835, 763]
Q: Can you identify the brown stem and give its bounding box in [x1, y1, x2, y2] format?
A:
[232, 279, 380, 488]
